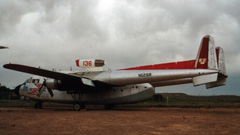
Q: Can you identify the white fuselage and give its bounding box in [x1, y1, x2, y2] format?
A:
[19, 80, 155, 105]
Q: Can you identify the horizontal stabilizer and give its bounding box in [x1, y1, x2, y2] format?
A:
[193, 73, 218, 86]
[206, 77, 226, 89]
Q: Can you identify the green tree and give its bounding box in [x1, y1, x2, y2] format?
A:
[0, 84, 14, 99]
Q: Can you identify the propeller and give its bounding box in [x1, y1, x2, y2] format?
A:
[38, 79, 54, 97]
[13, 84, 22, 96]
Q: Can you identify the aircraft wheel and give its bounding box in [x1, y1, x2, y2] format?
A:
[34, 102, 42, 109]
[73, 103, 81, 111]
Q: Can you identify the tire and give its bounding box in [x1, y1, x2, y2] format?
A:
[73, 103, 81, 111]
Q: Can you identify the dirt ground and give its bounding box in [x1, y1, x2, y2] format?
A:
[0, 107, 240, 135]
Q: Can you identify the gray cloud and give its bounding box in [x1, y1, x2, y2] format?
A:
[0, 0, 239, 93]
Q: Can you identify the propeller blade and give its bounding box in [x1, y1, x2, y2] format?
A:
[38, 79, 46, 97]
[47, 87, 54, 97]
[38, 79, 54, 97]
[38, 85, 46, 97]
[13, 84, 22, 96]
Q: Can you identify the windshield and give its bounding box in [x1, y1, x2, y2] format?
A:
[24, 77, 40, 83]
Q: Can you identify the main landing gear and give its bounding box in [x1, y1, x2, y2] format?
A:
[73, 103, 86, 111]
[70, 91, 86, 111]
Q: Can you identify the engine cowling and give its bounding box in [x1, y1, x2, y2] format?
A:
[45, 79, 80, 91]
[45, 79, 61, 90]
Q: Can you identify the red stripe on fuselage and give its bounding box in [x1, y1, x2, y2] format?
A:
[27, 83, 42, 95]
[120, 60, 196, 70]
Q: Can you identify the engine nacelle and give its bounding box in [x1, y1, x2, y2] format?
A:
[45, 79, 61, 90]
[45, 79, 79, 91]
[45, 78, 94, 91]
[75, 59, 105, 71]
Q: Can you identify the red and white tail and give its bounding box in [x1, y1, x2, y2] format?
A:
[193, 35, 228, 88]
[195, 35, 218, 70]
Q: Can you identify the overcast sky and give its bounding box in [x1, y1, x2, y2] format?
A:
[0, 0, 239, 95]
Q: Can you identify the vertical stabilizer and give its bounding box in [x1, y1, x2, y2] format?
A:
[195, 35, 218, 70]
[215, 47, 227, 76]
[206, 47, 228, 88]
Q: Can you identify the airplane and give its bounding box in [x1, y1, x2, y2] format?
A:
[0, 46, 8, 49]
[3, 35, 227, 111]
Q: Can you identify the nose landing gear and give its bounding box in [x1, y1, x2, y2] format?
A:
[73, 103, 86, 111]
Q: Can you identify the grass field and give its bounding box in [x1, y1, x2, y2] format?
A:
[1, 93, 240, 108]
[150, 93, 240, 108]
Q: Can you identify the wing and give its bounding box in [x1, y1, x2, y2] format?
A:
[4, 64, 80, 81]
[3, 64, 96, 90]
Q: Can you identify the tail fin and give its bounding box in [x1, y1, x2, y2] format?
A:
[193, 35, 228, 87]
[215, 47, 227, 76]
[195, 35, 218, 70]
[206, 47, 228, 88]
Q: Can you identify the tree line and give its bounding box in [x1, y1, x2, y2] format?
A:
[0, 83, 19, 100]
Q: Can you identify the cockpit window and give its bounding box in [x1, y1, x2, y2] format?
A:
[24, 78, 39, 83]
[32, 79, 39, 83]
[25, 79, 31, 83]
